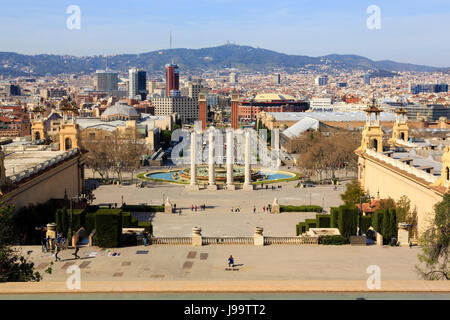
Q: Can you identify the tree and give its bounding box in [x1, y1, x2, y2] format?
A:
[340, 179, 365, 207]
[416, 194, 449, 280]
[0, 202, 42, 282]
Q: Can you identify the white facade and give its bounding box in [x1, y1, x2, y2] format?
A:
[153, 96, 198, 122]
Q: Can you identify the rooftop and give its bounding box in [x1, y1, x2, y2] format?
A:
[4, 150, 66, 177]
[267, 111, 397, 122]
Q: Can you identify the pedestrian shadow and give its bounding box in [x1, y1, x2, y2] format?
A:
[233, 264, 244, 267]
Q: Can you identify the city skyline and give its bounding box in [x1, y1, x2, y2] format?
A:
[0, 0, 449, 67]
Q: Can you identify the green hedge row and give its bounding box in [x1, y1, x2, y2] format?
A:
[372, 208, 397, 245]
[337, 206, 359, 240]
[319, 235, 349, 245]
[121, 205, 164, 212]
[94, 210, 122, 248]
[281, 205, 323, 213]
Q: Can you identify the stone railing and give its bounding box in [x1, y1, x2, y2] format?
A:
[150, 237, 192, 245]
[395, 139, 418, 148]
[264, 236, 318, 245]
[365, 148, 437, 183]
[8, 148, 79, 184]
[202, 237, 253, 245]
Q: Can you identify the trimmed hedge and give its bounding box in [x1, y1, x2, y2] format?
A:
[319, 235, 349, 245]
[296, 222, 307, 235]
[316, 214, 331, 228]
[305, 219, 317, 230]
[358, 215, 372, 235]
[122, 212, 132, 228]
[85, 213, 96, 234]
[94, 209, 122, 248]
[280, 205, 323, 213]
[138, 222, 153, 235]
[131, 217, 139, 228]
[330, 207, 339, 228]
[337, 206, 358, 240]
[372, 209, 384, 233]
[372, 208, 398, 244]
[121, 204, 164, 212]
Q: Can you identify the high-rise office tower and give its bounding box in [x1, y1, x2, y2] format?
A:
[364, 73, 371, 85]
[129, 68, 148, 100]
[96, 70, 119, 91]
[315, 75, 328, 86]
[165, 64, 179, 97]
[229, 73, 238, 84]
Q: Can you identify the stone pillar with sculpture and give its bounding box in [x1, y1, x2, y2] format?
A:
[243, 130, 254, 191]
[186, 130, 200, 191]
[207, 128, 217, 190]
[226, 129, 235, 190]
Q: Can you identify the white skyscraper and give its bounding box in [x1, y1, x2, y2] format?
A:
[129, 68, 138, 99]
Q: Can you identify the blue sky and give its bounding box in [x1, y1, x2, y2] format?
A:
[0, 0, 449, 67]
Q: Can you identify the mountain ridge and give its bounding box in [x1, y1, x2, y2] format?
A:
[0, 44, 446, 76]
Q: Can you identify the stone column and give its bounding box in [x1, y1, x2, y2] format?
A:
[243, 130, 254, 190]
[273, 128, 281, 167]
[226, 129, 235, 190]
[253, 227, 264, 246]
[186, 131, 199, 190]
[207, 129, 217, 190]
[192, 227, 203, 246]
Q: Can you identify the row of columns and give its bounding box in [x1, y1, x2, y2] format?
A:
[187, 129, 256, 191]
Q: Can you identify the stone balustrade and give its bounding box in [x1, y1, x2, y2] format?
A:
[365, 148, 437, 183]
[264, 236, 318, 245]
[150, 237, 192, 245]
[8, 148, 79, 183]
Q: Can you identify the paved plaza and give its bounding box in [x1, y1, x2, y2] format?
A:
[92, 179, 346, 236]
[14, 244, 425, 283]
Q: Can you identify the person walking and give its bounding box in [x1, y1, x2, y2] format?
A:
[72, 245, 80, 259]
[231, 207, 234, 213]
[143, 232, 148, 246]
[195, 205, 198, 212]
[203, 203, 206, 211]
[41, 235, 47, 253]
[263, 206, 266, 213]
[55, 238, 61, 262]
[228, 255, 234, 268]
[191, 204, 194, 211]
[253, 206, 256, 214]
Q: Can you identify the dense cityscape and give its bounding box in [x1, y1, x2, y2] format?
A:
[0, 0, 448, 308]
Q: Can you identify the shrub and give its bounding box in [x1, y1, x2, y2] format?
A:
[138, 222, 153, 235]
[85, 213, 96, 235]
[94, 209, 122, 248]
[296, 222, 307, 235]
[337, 205, 358, 240]
[121, 205, 164, 212]
[71, 209, 85, 231]
[358, 216, 372, 235]
[320, 235, 349, 245]
[372, 209, 384, 233]
[131, 217, 139, 228]
[280, 205, 323, 213]
[330, 207, 339, 228]
[316, 214, 331, 228]
[305, 219, 317, 231]
[121, 212, 132, 228]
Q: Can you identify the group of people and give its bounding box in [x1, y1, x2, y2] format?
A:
[263, 185, 282, 190]
[263, 204, 272, 213]
[231, 207, 241, 213]
[191, 204, 206, 211]
[43, 233, 81, 262]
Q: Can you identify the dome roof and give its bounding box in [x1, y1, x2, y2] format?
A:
[254, 93, 296, 102]
[101, 102, 139, 119]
